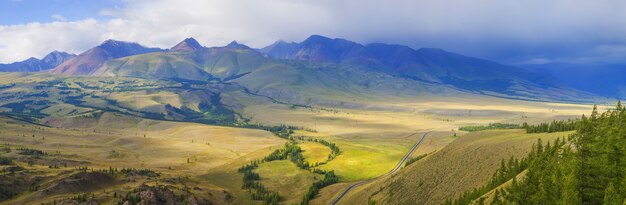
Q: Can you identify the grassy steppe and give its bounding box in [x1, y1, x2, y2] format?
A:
[0, 73, 600, 204]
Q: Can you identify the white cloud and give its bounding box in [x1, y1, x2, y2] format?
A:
[51, 14, 67, 22]
[0, 19, 106, 62]
[1, 0, 626, 63]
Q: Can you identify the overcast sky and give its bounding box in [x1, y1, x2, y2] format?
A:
[1, 0, 626, 65]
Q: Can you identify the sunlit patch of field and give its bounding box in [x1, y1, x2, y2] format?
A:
[340, 129, 573, 205]
[315, 134, 418, 181]
[293, 130, 431, 182]
[299, 142, 332, 165]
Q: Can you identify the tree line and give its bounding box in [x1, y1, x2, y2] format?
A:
[459, 123, 520, 132]
[238, 159, 281, 205]
[404, 154, 428, 167]
[301, 171, 339, 205]
[522, 119, 578, 133]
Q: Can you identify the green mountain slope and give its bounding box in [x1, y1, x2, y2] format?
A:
[93, 52, 214, 81]
[92, 38, 267, 81]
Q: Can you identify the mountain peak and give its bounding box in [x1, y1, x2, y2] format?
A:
[42, 51, 76, 66]
[99, 39, 130, 47]
[24, 57, 40, 62]
[171, 37, 203, 52]
[264, 40, 293, 48]
[303, 35, 333, 44]
[44, 50, 75, 57]
[225, 41, 251, 49]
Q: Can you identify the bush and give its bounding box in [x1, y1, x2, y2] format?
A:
[0, 156, 13, 165]
[459, 123, 520, 132]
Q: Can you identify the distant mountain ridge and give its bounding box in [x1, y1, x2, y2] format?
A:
[0, 35, 601, 102]
[60, 35, 602, 101]
[0, 51, 75, 72]
[260, 35, 566, 96]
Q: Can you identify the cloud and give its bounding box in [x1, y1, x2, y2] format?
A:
[0, 19, 105, 62]
[1, 0, 626, 64]
[51, 14, 66, 22]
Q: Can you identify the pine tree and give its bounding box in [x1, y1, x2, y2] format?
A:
[604, 182, 622, 205]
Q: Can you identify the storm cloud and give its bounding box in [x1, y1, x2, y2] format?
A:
[1, 0, 626, 64]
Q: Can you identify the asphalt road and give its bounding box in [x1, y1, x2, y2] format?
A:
[330, 131, 430, 205]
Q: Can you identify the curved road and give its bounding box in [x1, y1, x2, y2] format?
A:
[330, 131, 430, 205]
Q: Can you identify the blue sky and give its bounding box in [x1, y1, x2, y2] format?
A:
[1, 0, 626, 65]
[0, 0, 121, 24]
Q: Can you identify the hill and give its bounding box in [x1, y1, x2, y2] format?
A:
[477, 105, 626, 204]
[339, 129, 569, 205]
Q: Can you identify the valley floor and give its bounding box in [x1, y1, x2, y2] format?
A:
[0, 74, 604, 205]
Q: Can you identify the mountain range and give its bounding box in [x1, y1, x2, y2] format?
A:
[261, 35, 565, 96]
[0, 51, 75, 72]
[0, 35, 606, 102]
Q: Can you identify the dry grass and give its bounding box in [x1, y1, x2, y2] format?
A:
[0, 113, 284, 204]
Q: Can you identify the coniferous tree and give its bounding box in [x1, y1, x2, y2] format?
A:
[604, 183, 622, 205]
